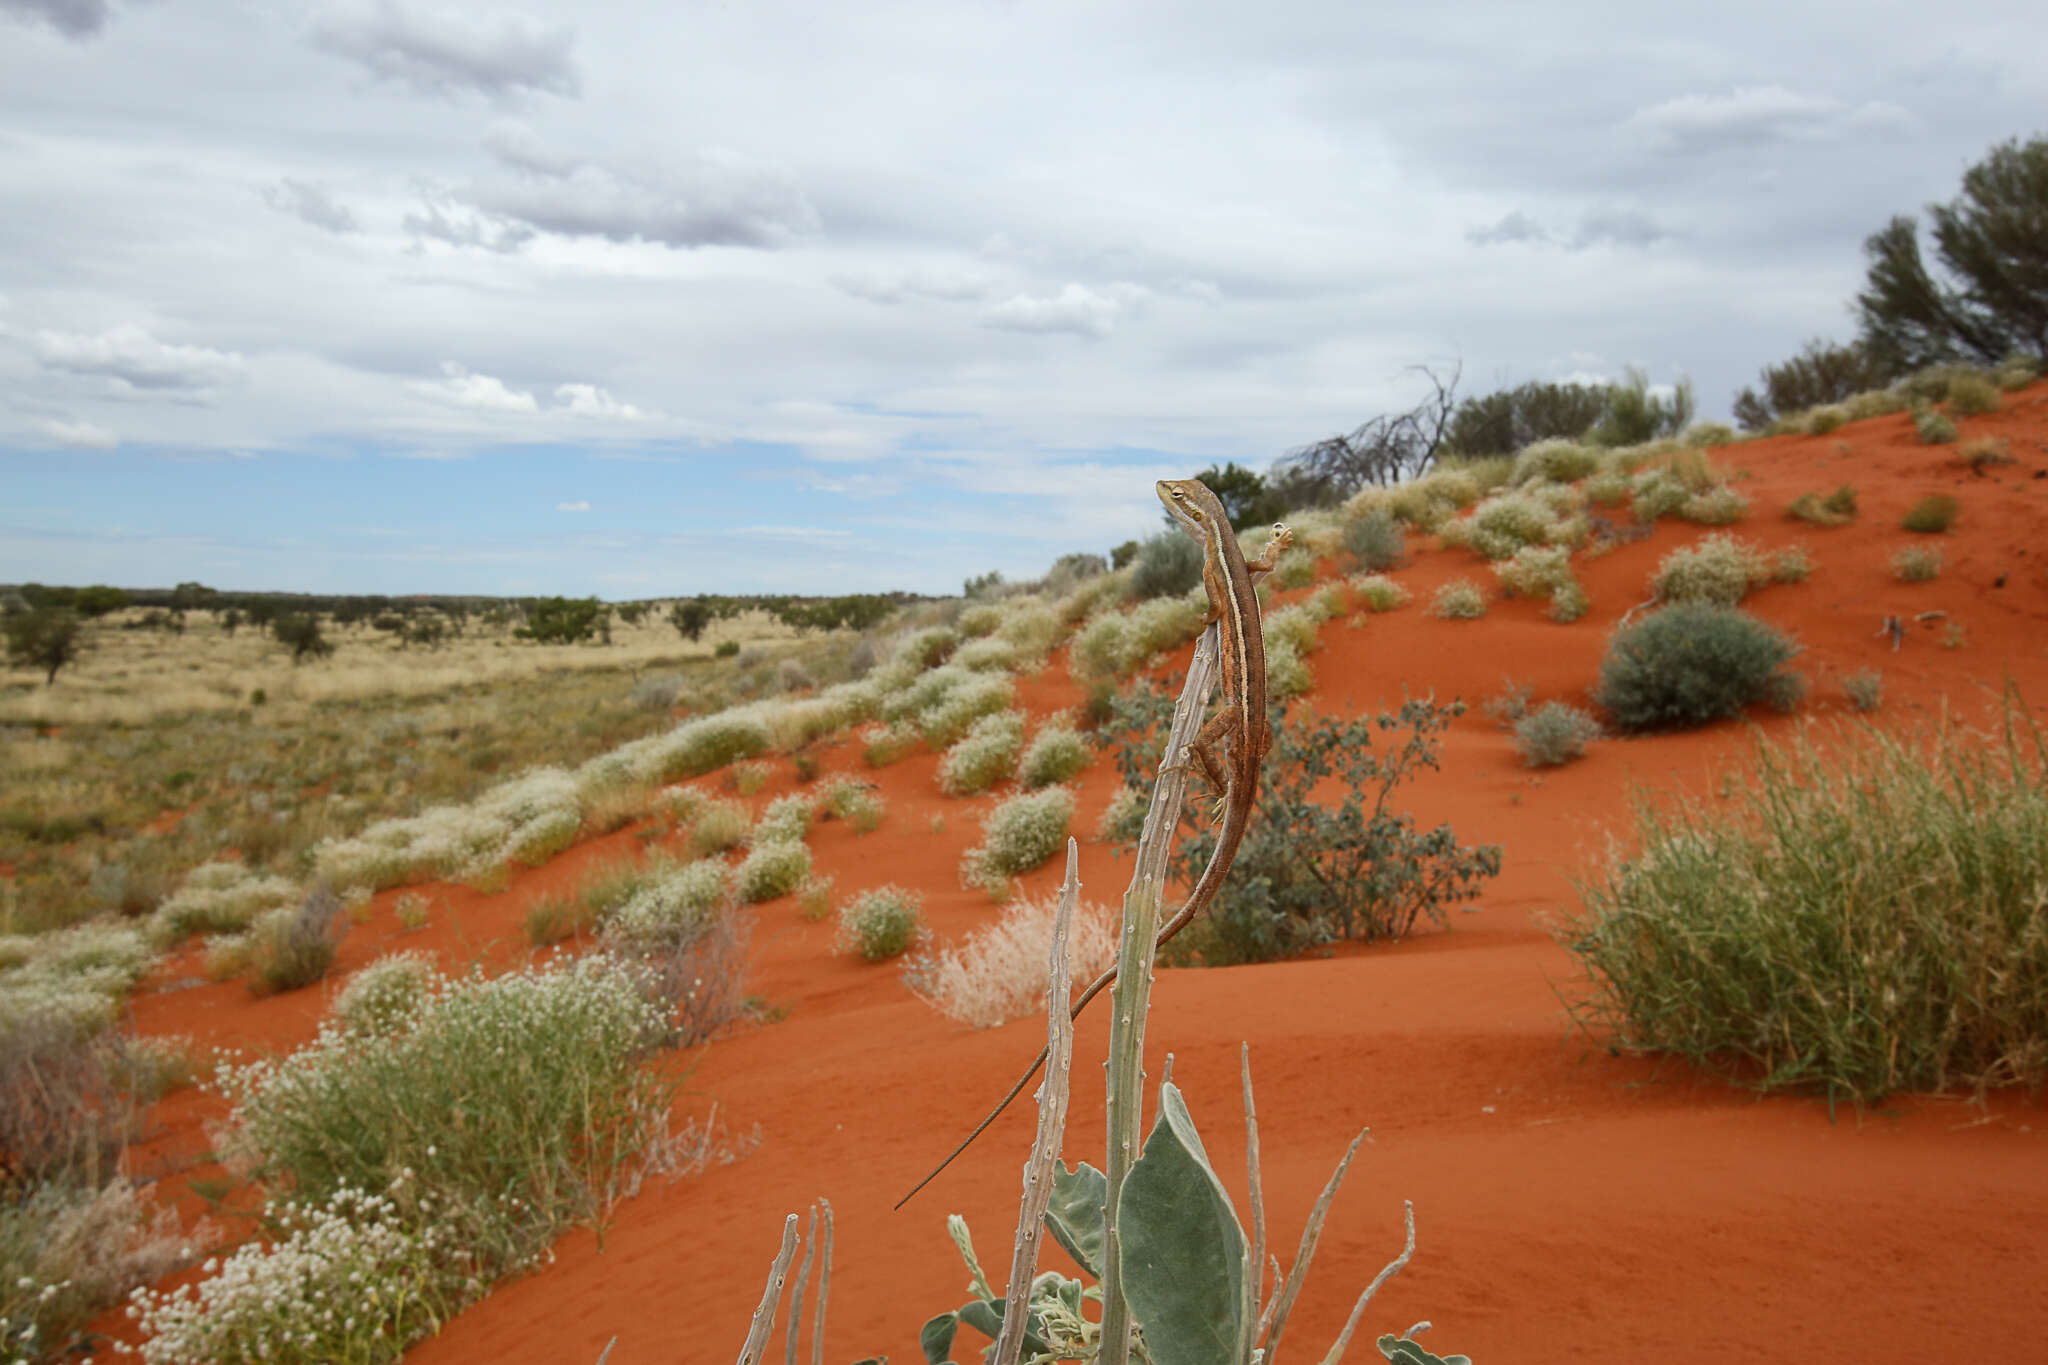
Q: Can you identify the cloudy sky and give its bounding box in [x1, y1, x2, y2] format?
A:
[2, 0, 2042, 597]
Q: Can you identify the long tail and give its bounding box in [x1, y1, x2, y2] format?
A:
[893, 788, 1255, 1210]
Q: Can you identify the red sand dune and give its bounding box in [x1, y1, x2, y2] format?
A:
[103, 389, 2048, 1363]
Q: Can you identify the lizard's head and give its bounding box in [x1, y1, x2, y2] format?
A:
[1156, 478, 1219, 540]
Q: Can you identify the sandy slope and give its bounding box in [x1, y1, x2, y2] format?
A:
[102, 387, 2048, 1362]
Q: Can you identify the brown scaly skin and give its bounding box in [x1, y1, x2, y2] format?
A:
[895, 480, 1289, 1209]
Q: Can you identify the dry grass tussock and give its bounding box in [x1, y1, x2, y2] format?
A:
[904, 892, 1120, 1028]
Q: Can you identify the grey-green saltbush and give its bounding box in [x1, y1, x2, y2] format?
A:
[733, 840, 811, 903]
[1016, 724, 1091, 788]
[1514, 703, 1602, 767]
[1343, 510, 1404, 572]
[1593, 603, 1799, 733]
[837, 886, 924, 962]
[1128, 530, 1203, 601]
[938, 710, 1027, 797]
[962, 787, 1074, 891]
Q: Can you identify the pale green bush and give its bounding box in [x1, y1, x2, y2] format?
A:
[1512, 438, 1600, 485]
[1265, 637, 1313, 700]
[1350, 574, 1408, 612]
[751, 794, 813, 846]
[1513, 703, 1603, 767]
[938, 710, 1027, 797]
[1892, 546, 1943, 582]
[732, 840, 811, 904]
[1679, 486, 1749, 526]
[819, 777, 884, 832]
[955, 604, 1003, 637]
[962, 787, 1074, 891]
[332, 951, 437, 1038]
[153, 863, 300, 943]
[951, 637, 1021, 672]
[690, 797, 751, 855]
[1431, 580, 1487, 619]
[1016, 723, 1090, 789]
[1650, 533, 1771, 606]
[837, 887, 925, 962]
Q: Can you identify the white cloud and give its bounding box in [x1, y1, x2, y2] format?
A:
[264, 178, 360, 234]
[30, 323, 246, 399]
[404, 196, 535, 253]
[1628, 85, 1918, 154]
[981, 283, 1147, 339]
[311, 1, 580, 101]
[555, 499, 590, 512]
[33, 416, 117, 449]
[554, 383, 647, 420]
[833, 265, 995, 306]
[410, 361, 537, 412]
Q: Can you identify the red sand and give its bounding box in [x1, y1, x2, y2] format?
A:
[102, 389, 2048, 1362]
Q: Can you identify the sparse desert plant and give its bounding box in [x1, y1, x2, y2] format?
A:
[1482, 678, 1532, 728]
[332, 951, 436, 1038]
[1270, 546, 1317, 590]
[1430, 580, 1487, 620]
[732, 760, 770, 796]
[656, 784, 707, 823]
[819, 776, 885, 833]
[1343, 510, 1405, 571]
[837, 886, 925, 963]
[151, 862, 301, 943]
[1946, 373, 2001, 414]
[1093, 783, 1147, 844]
[1628, 468, 1690, 523]
[1803, 405, 1848, 435]
[1679, 485, 1749, 526]
[1956, 436, 2015, 473]
[961, 787, 1074, 892]
[1016, 722, 1091, 789]
[1912, 406, 1958, 443]
[1902, 494, 1960, 533]
[244, 884, 345, 994]
[732, 839, 811, 903]
[1842, 669, 1884, 712]
[1514, 702, 1602, 767]
[3, 1176, 193, 1364]
[1264, 636, 1313, 700]
[938, 710, 1027, 797]
[1892, 546, 1944, 581]
[394, 890, 431, 932]
[690, 798, 751, 855]
[1790, 483, 1860, 526]
[1350, 573, 1409, 612]
[1593, 603, 1800, 732]
[902, 893, 1120, 1028]
[795, 877, 833, 921]
[1560, 700, 2048, 1104]
[1771, 546, 1814, 583]
[751, 793, 813, 845]
[860, 720, 920, 767]
[917, 673, 1016, 747]
[1511, 437, 1601, 485]
[1649, 532, 1771, 606]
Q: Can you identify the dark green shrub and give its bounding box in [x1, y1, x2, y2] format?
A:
[271, 613, 333, 664]
[516, 596, 610, 644]
[3, 606, 84, 685]
[715, 639, 740, 658]
[1902, 494, 1960, 533]
[1593, 603, 1800, 733]
[1342, 510, 1405, 571]
[1127, 530, 1203, 601]
[1912, 407, 1958, 444]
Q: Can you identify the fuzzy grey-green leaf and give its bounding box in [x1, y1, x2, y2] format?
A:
[1376, 1336, 1471, 1365]
[918, 1312, 958, 1365]
[1116, 1082, 1246, 1365]
[1042, 1160, 1108, 1279]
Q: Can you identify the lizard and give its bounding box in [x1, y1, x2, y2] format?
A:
[895, 478, 1290, 1209]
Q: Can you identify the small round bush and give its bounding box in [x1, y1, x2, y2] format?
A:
[1629, 469, 1690, 523]
[1593, 603, 1800, 733]
[1350, 574, 1408, 612]
[1913, 407, 1958, 444]
[1431, 580, 1487, 620]
[1129, 530, 1204, 601]
[1017, 724, 1090, 788]
[1343, 510, 1405, 572]
[333, 951, 437, 1037]
[1842, 669, 1884, 713]
[732, 839, 811, 903]
[1946, 374, 2001, 415]
[1678, 486, 1748, 526]
[1270, 547, 1317, 590]
[1650, 533, 1769, 606]
[838, 886, 924, 962]
[1803, 406, 1848, 436]
[1902, 495, 1959, 533]
[751, 793, 813, 845]
[938, 710, 1027, 796]
[962, 787, 1074, 890]
[1513, 703, 1602, 767]
[1891, 546, 1943, 582]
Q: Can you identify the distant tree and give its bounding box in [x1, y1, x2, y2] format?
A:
[4, 606, 84, 685]
[1443, 379, 1609, 456]
[169, 581, 216, 614]
[1269, 363, 1461, 498]
[273, 612, 334, 664]
[1177, 462, 1282, 531]
[669, 599, 712, 643]
[517, 597, 609, 645]
[1730, 337, 1897, 430]
[402, 616, 447, 650]
[371, 612, 407, 634]
[72, 584, 130, 619]
[615, 601, 648, 626]
[1586, 367, 1695, 448]
[963, 571, 1005, 599]
[1110, 540, 1141, 570]
[1857, 134, 2048, 372]
[220, 607, 243, 636]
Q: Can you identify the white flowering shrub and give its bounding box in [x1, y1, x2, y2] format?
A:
[819, 777, 885, 833]
[1263, 604, 1322, 656]
[1651, 533, 1771, 606]
[837, 887, 925, 963]
[1511, 438, 1600, 485]
[955, 604, 1003, 638]
[903, 894, 1121, 1028]
[129, 1183, 459, 1365]
[994, 600, 1060, 658]
[951, 637, 1021, 672]
[689, 797, 752, 855]
[1265, 637, 1313, 700]
[332, 952, 437, 1039]
[1071, 593, 1205, 682]
[312, 768, 585, 891]
[732, 840, 811, 904]
[916, 673, 1016, 747]
[750, 794, 813, 846]
[152, 863, 300, 943]
[879, 664, 975, 724]
[938, 711, 1027, 797]
[598, 861, 727, 953]
[1016, 723, 1090, 789]
[631, 712, 774, 783]
[961, 787, 1074, 892]
[3, 1178, 190, 1364]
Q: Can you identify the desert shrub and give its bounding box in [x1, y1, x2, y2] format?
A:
[1956, 435, 2015, 473]
[902, 893, 1120, 1028]
[961, 787, 1074, 891]
[1463, 490, 1561, 559]
[643, 713, 773, 782]
[1482, 679, 1532, 728]
[1902, 494, 1960, 533]
[1628, 468, 1690, 523]
[1649, 533, 1771, 606]
[656, 785, 707, 823]
[503, 806, 580, 867]
[1560, 706, 2048, 1104]
[1843, 670, 1884, 712]
[525, 889, 594, 945]
[152, 862, 300, 943]
[2000, 354, 2041, 388]
[1802, 405, 1848, 435]
[1430, 580, 1486, 619]
[751, 793, 813, 845]
[1093, 783, 1148, 845]
[244, 884, 345, 995]
[631, 674, 686, 712]
[732, 840, 811, 903]
[1788, 484, 1859, 525]
[714, 640, 740, 658]
[1511, 438, 1600, 485]
[892, 626, 959, 671]
[1491, 545, 1580, 606]
[1127, 530, 1203, 601]
[1514, 703, 1603, 767]
[1913, 406, 1958, 444]
[690, 798, 751, 855]
[1584, 469, 1630, 506]
[1099, 693, 1499, 964]
[837, 887, 925, 963]
[860, 720, 920, 767]
[937, 710, 1027, 797]
[956, 603, 1003, 638]
[1679, 486, 1749, 526]
[1547, 581, 1591, 622]
[4, 1178, 190, 1364]
[1349, 574, 1408, 612]
[217, 954, 672, 1286]
[1842, 387, 1912, 421]
[918, 673, 1016, 747]
[796, 878, 833, 921]
[332, 951, 436, 1038]
[1771, 546, 1814, 583]
[1892, 546, 1944, 581]
[1593, 603, 1800, 732]
[1946, 373, 2001, 414]
[730, 760, 770, 796]
[1262, 603, 1321, 656]
[1589, 368, 1696, 448]
[1017, 723, 1090, 789]
[1264, 637, 1312, 701]
[819, 777, 884, 833]
[1071, 596, 1205, 683]
[1270, 547, 1316, 590]
[1342, 510, 1404, 571]
[951, 637, 1020, 672]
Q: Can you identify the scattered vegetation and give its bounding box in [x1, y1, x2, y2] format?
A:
[733, 839, 812, 904]
[1892, 546, 1944, 582]
[1842, 670, 1884, 713]
[1649, 533, 1772, 607]
[1514, 703, 1603, 767]
[1349, 574, 1409, 612]
[1016, 721, 1091, 789]
[1593, 604, 1801, 733]
[1430, 580, 1487, 620]
[903, 893, 1119, 1028]
[1788, 484, 1858, 526]
[937, 710, 1027, 797]
[960, 787, 1074, 893]
[1902, 495, 1961, 533]
[836, 887, 925, 963]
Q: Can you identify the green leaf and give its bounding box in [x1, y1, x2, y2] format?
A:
[955, 1299, 1053, 1357]
[1376, 1335, 1472, 1365]
[918, 1311, 958, 1365]
[1042, 1160, 1108, 1279]
[1115, 1082, 1246, 1365]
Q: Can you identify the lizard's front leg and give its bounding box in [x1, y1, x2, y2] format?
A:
[1246, 522, 1293, 581]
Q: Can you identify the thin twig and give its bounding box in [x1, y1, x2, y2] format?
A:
[1261, 1129, 1366, 1365]
[736, 1214, 800, 1365]
[812, 1199, 833, 1365]
[1240, 1044, 1267, 1365]
[1316, 1202, 1417, 1365]
[785, 1205, 817, 1365]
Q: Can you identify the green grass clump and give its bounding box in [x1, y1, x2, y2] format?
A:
[1891, 546, 1944, 582]
[1788, 484, 1858, 526]
[938, 710, 1027, 797]
[1593, 603, 1799, 733]
[1270, 547, 1317, 590]
[1560, 706, 2048, 1104]
[1913, 406, 1958, 444]
[1264, 637, 1313, 701]
[836, 886, 924, 962]
[1342, 510, 1405, 572]
[1649, 533, 1770, 606]
[689, 798, 751, 855]
[1511, 438, 1599, 485]
[1678, 486, 1749, 526]
[1430, 580, 1487, 620]
[1513, 703, 1602, 767]
[1946, 373, 2001, 415]
[1902, 494, 1960, 533]
[1016, 723, 1091, 789]
[244, 886, 344, 995]
[819, 776, 885, 833]
[1770, 546, 1814, 584]
[1842, 670, 1884, 713]
[1802, 405, 1848, 435]
[1349, 574, 1408, 612]
[961, 787, 1073, 892]
[732, 840, 811, 903]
